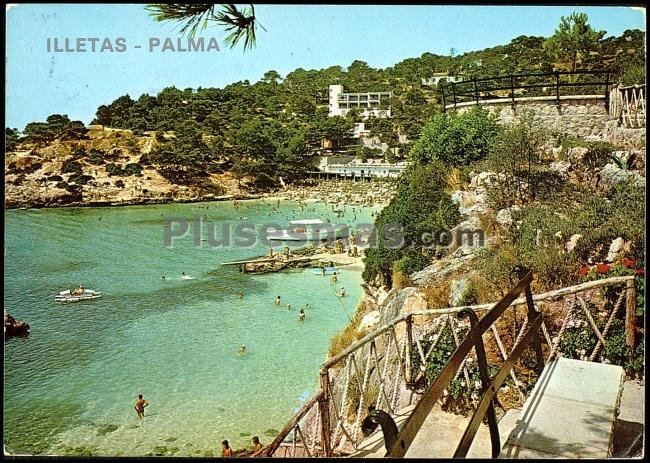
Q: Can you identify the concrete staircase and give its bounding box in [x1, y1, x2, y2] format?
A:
[353, 358, 640, 458]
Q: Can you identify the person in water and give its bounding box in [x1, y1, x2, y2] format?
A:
[332, 272, 338, 283]
[239, 292, 244, 300]
[287, 304, 292, 310]
[161, 276, 166, 280]
[275, 296, 281, 305]
[340, 287, 346, 297]
[239, 344, 247, 353]
[134, 394, 149, 418]
[299, 309, 305, 321]
[251, 436, 263, 456]
[221, 440, 233, 457]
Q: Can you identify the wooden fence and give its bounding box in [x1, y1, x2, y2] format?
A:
[261, 274, 637, 458]
[609, 84, 646, 128]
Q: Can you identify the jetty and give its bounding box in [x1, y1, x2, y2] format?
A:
[222, 250, 361, 274]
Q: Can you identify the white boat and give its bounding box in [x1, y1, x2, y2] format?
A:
[266, 219, 349, 242]
[55, 289, 102, 302]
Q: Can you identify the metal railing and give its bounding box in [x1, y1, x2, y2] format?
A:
[261, 273, 637, 458]
[442, 70, 613, 111]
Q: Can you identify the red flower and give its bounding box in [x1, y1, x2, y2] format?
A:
[578, 265, 590, 276]
[596, 263, 610, 274]
[623, 258, 636, 269]
[635, 268, 645, 276]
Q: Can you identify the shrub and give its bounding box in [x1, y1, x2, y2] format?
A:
[61, 160, 82, 174]
[484, 115, 549, 209]
[410, 107, 501, 167]
[115, 180, 125, 188]
[88, 149, 105, 165]
[363, 162, 461, 287]
[105, 163, 123, 176]
[123, 163, 143, 176]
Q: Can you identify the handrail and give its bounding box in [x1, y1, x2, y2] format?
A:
[265, 274, 636, 458]
[262, 389, 324, 456]
[442, 69, 614, 111]
[386, 270, 542, 457]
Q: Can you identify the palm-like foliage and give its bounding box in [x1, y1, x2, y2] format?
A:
[145, 3, 264, 51]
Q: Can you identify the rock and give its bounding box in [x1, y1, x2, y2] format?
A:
[549, 160, 571, 177]
[598, 163, 644, 189]
[358, 311, 381, 334]
[449, 279, 471, 307]
[565, 234, 583, 253]
[606, 237, 625, 263]
[410, 253, 477, 286]
[496, 205, 521, 227]
[4, 312, 30, 338]
[567, 146, 589, 163]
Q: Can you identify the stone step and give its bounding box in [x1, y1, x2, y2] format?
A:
[499, 357, 625, 459]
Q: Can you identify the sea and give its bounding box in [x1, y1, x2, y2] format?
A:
[3, 199, 379, 456]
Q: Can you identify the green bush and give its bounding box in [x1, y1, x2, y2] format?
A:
[363, 161, 461, 287]
[105, 163, 122, 176]
[123, 163, 143, 176]
[87, 149, 105, 165]
[61, 160, 82, 174]
[410, 107, 501, 167]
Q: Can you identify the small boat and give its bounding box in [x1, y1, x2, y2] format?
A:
[312, 266, 338, 275]
[55, 289, 102, 302]
[267, 219, 349, 242]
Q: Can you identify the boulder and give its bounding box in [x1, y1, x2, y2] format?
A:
[606, 237, 626, 263]
[496, 205, 521, 227]
[4, 312, 30, 338]
[567, 146, 589, 163]
[358, 311, 381, 334]
[565, 234, 583, 253]
[598, 163, 644, 189]
[449, 278, 471, 307]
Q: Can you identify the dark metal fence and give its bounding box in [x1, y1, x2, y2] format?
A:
[442, 70, 613, 111]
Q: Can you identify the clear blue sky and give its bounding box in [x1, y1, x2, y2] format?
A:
[5, 4, 646, 129]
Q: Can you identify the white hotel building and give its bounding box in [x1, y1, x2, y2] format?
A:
[328, 84, 392, 118]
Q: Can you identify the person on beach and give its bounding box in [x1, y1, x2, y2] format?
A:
[134, 394, 149, 418]
[299, 309, 305, 321]
[275, 296, 281, 305]
[222, 440, 233, 457]
[252, 436, 263, 455]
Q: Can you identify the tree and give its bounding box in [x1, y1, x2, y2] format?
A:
[145, 4, 264, 51]
[544, 12, 605, 72]
[5, 128, 20, 152]
[410, 107, 501, 167]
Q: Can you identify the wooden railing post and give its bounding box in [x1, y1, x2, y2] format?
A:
[555, 71, 561, 104]
[452, 83, 457, 106]
[604, 71, 610, 110]
[524, 281, 545, 376]
[625, 278, 637, 365]
[474, 78, 479, 105]
[405, 315, 414, 386]
[458, 308, 500, 458]
[510, 75, 515, 103]
[318, 369, 332, 457]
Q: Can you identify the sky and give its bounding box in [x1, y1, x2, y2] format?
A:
[5, 4, 646, 129]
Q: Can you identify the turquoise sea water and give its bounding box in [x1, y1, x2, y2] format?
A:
[3, 199, 378, 456]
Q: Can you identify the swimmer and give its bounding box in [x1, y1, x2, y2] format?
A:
[161, 275, 166, 280]
[287, 304, 292, 310]
[239, 291, 244, 299]
[332, 272, 338, 283]
[134, 394, 149, 418]
[275, 296, 281, 305]
[239, 344, 247, 353]
[340, 287, 346, 297]
[298, 309, 305, 321]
